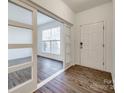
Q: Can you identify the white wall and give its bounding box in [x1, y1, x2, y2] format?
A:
[30, 0, 75, 24]
[74, 2, 114, 73]
[37, 21, 63, 61]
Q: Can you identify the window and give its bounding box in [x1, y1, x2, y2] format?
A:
[41, 27, 60, 55]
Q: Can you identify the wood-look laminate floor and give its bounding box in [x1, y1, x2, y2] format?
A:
[8, 56, 63, 89]
[34, 65, 114, 93]
[37, 56, 63, 83]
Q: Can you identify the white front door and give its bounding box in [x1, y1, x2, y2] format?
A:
[80, 22, 104, 71]
[8, 1, 37, 93]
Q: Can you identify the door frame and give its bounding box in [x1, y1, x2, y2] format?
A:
[8, 0, 37, 93]
[80, 21, 105, 71]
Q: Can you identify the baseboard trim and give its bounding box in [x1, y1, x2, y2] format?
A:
[76, 64, 111, 74]
[36, 64, 73, 90]
[111, 73, 115, 89]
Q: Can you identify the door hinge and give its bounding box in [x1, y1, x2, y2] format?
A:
[103, 62, 104, 66]
[102, 44, 105, 47]
[103, 26, 104, 30]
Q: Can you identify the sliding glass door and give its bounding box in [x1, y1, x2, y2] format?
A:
[8, 1, 37, 93]
[8, 1, 72, 93]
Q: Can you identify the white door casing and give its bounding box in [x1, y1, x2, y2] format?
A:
[80, 22, 104, 71]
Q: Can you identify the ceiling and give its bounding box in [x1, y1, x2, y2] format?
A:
[37, 12, 54, 25]
[62, 0, 112, 13]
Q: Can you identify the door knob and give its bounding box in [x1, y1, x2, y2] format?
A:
[80, 42, 83, 49]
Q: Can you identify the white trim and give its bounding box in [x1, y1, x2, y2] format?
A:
[8, 20, 32, 29]
[111, 73, 115, 88]
[10, 0, 35, 11]
[36, 64, 73, 90]
[8, 44, 32, 49]
[9, 80, 32, 93]
[8, 62, 32, 73]
[32, 9, 38, 89]
[80, 21, 104, 27]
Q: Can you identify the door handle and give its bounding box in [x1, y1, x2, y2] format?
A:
[80, 42, 83, 49]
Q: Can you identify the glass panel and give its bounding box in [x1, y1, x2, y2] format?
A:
[8, 67, 31, 89]
[37, 12, 54, 25]
[41, 41, 50, 53]
[8, 48, 32, 67]
[8, 2, 32, 25]
[51, 27, 60, 40]
[51, 41, 60, 55]
[8, 26, 32, 44]
[42, 29, 51, 40]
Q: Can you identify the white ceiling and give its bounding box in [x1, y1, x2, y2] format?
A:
[62, 0, 112, 13]
[37, 12, 54, 25]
